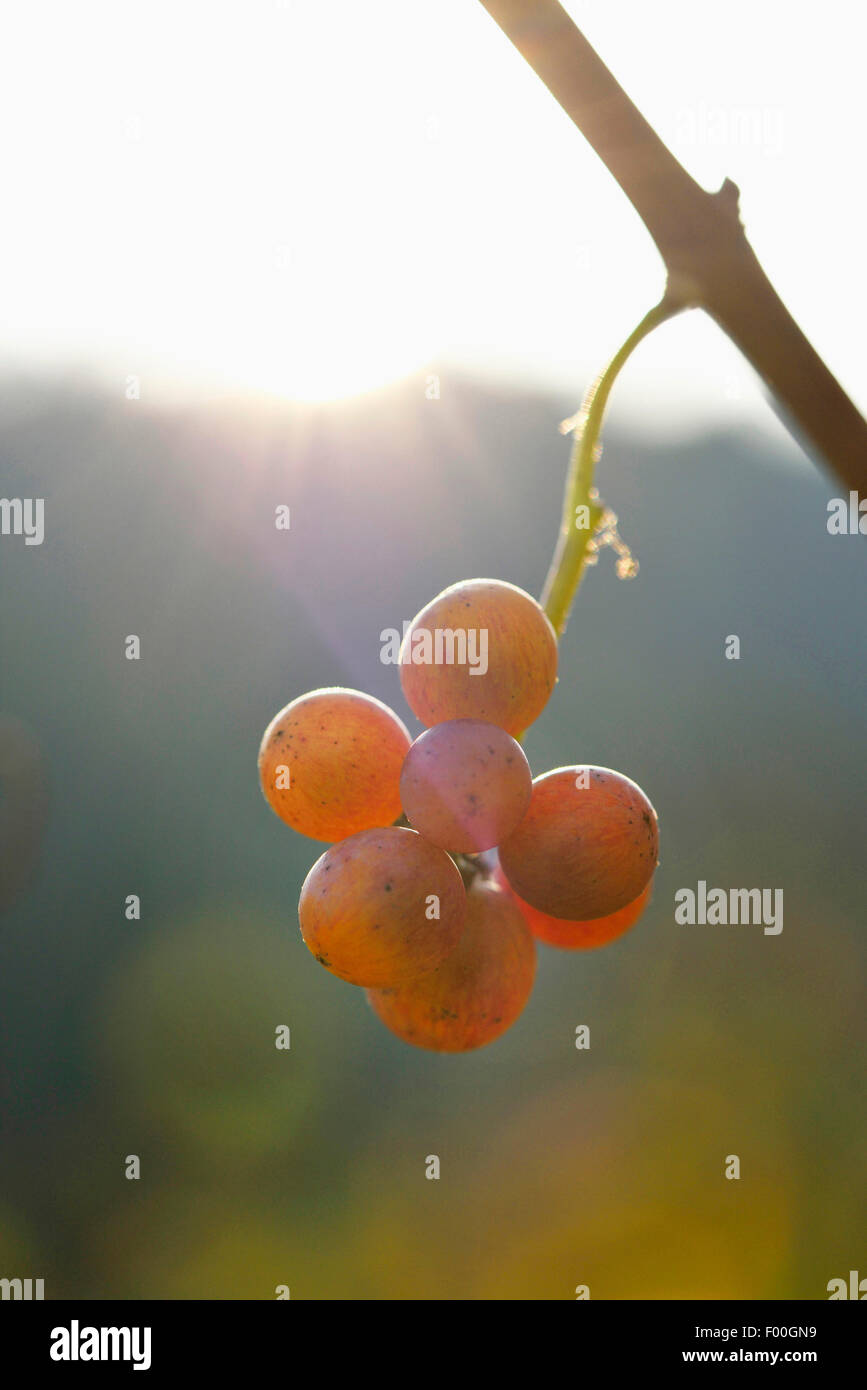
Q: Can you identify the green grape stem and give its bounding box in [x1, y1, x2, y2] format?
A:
[541, 296, 682, 637]
[452, 852, 487, 891]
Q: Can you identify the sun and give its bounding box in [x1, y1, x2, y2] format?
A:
[208, 220, 442, 403]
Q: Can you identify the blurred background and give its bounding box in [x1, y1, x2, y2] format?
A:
[0, 0, 865, 1299]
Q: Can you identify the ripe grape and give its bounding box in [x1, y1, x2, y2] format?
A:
[258, 687, 410, 842]
[298, 826, 466, 987]
[399, 718, 532, 853]
[399, 578, 558, 737]
[494, 860, 653, 949]
[498, 766, 658, 920]
[366, 877, 536, 1051]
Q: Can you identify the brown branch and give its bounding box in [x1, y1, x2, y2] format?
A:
[478, 0, 867, 488]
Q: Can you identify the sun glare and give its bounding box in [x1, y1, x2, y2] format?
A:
[197, 192, 442, 403]
[0, 1, 863, 421]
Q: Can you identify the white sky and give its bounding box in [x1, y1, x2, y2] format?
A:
[1, 0, 864, 439]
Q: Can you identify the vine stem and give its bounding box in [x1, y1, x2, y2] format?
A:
[541, 297, 683, 636]
[478, 0, 867, 487]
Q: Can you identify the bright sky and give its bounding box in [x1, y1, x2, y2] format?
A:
[1, 0, 864, 439]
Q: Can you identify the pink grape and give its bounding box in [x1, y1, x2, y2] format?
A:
[366, 877, 536, 1052]
[498, 766, 658, 920]
[494, 860, 654, 949]
[298, 826, 466, 987]
[258, 687, 410, 842]
[399, 718, 532, 853]
[399, 578, 558, 736]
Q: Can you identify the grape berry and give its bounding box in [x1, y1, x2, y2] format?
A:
[367, 877, 536, 1052]
[399, 578, 557, 737]
[494, 860, 654, 950]
[258, 578, 658, 1051]
[400, 717, 531, 853]
[298, 826, 466, 987]
[258, 687, 410, 843]
[498, 766, 658, 921]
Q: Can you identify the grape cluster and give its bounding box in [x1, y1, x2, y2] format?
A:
[258, 578, 658, 1052]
